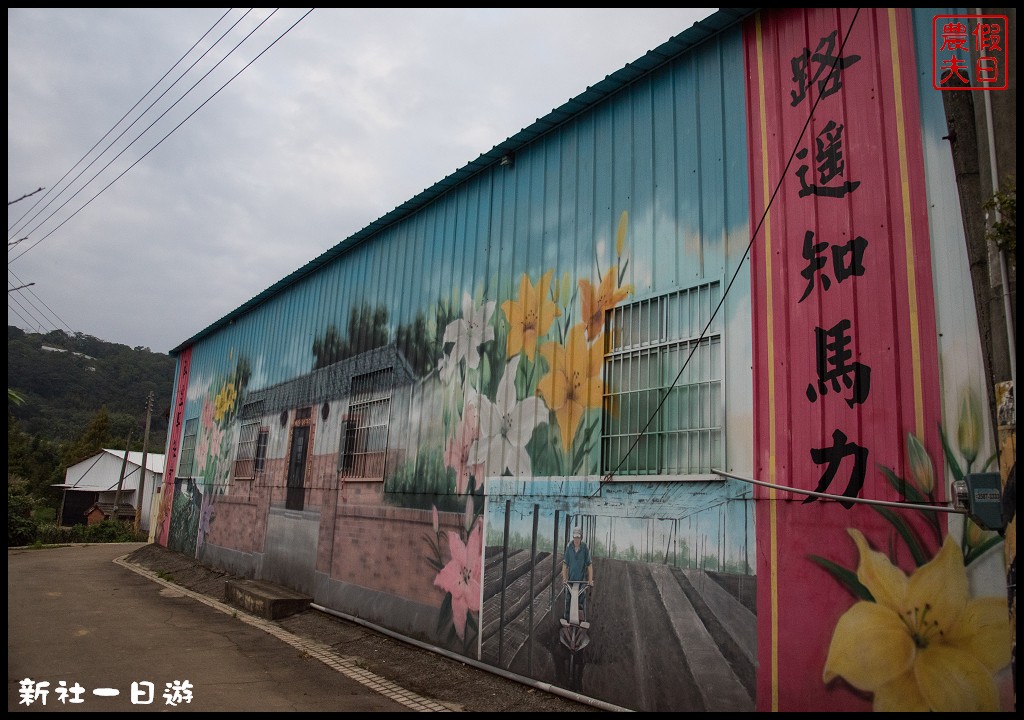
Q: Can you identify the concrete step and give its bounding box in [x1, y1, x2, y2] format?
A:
[225, 578, 313, 620]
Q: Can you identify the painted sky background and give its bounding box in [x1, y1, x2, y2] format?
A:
[8, 8, 717, 354]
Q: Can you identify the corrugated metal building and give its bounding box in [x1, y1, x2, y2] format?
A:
[155, 8, 1015, 712]
[58, 449, 165, 533]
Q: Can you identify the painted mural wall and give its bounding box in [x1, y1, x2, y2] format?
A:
[153, 7, 1010, 713]
[745, 7, 1010, 712]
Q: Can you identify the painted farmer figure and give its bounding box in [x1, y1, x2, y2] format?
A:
[562, 526, 593, 622]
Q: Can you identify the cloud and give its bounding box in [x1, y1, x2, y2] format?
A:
[8, 8, 716, 353]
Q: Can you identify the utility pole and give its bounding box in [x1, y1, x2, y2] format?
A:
[111, 431, 132, 524]
[134, 393, 154, 536]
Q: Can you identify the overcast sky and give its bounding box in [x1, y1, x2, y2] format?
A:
[9, 8, 717, 354]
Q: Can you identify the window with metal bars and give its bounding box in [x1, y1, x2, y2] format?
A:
[254, 429, 269, 473]
[339, 367, 393, 479]
[233, 422, 261, 480]
[233, 400, 266, 480]
[178, 417, 199, 478]
[601, 281, 723, 476]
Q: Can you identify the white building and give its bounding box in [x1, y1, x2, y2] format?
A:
[56, 449, 165, 533]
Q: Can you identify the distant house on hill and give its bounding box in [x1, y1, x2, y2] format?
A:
[55, 449, 165, 533]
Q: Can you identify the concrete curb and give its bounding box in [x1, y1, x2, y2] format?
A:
[114, 552, 455, 712]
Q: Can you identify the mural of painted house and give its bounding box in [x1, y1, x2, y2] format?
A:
[154, 8, 1015, 713]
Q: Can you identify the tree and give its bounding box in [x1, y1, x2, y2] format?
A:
[8, 479, 38, 546]
[311, 303, 391, 370]
[984, 176, 1016, 255]
[62, 407, 116, 466]
[8, 418, 62, 507]
[8, 388, 26, 407]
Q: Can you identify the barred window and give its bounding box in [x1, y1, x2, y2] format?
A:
[178, 417, 199, 478]
[234, 422, 260, 479]
[339, 368, 393, 479]
[254, 429, 269, 473]
[234, 400, 266, 480]
[602, 282, 723, 476]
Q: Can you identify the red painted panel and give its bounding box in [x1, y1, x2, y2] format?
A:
[745, 8, 944, 711]
[155, 346, 192, 547]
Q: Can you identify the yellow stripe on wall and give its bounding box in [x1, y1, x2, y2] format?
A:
[754, 13, 780, 713]
[888, 8, 925, 437]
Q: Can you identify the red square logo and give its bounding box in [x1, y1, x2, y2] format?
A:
[933, 14, 1009, 91]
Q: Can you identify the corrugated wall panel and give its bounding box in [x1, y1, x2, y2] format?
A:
[170, 20, 752, 497]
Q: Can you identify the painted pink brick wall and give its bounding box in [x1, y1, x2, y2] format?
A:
[329, 505, 465, 606]
[205, 493, 260, 552]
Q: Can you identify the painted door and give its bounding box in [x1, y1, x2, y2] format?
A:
[286, 425, 309, 511]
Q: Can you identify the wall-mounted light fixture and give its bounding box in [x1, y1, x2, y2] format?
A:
[500, 153, 514, 168]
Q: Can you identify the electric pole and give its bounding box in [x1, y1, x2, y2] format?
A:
[134, 393, 154, 536]
[111, 431, 133, 523]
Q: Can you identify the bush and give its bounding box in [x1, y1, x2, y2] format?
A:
[8, 484, 38, 547]
[32, 506, 56, 524]
[83, 520, 144, 543]
[34, 523, 82, 545]
[30, 520, 145, 546]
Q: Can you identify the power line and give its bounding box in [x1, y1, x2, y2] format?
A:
[7, 8, 244, 242]
[9, 9, 315, 265]
[6, 8, 234, 237]
[7, 284, 61, 335]
[7, 299, 42, 332]
[8, 268, 74, 332]
[7, 291, 49, 333]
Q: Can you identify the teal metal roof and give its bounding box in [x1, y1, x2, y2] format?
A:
[172, 8, 759, 356]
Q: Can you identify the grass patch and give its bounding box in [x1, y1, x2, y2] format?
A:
[32, 506, 57, 524]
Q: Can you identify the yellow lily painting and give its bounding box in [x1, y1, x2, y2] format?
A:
[822, 528, 1010, 712]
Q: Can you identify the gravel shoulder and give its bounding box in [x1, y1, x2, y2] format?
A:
[122, 543, 602, 713]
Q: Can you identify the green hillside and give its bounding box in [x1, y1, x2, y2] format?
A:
[8, 326, 177, 518]
[8, 326, 175, 447]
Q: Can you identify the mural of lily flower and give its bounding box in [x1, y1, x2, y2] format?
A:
[197, 497, 215, 549]
[501, 270, 560, 361]
[468, 355, 547, 477]
[579, 266, 633, 341]
[615, 210, 628, 258]
[463, 495, 474, 534]
[197, 400, 216, 460]
[201, 397, 215, 431]
[441, 292, 496, 382]
[905, 433, 935, 494]
[956, 389, 981, 467]
[537, 324, 605, 451]
[822, 528, 1011, 712]
[444, 400, 484, 494]
[213, 381, 237, 424]
[196, 421, 223, 471]
[433, 519, 482, 641]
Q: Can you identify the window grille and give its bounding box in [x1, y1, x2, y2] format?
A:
[178, 417, 199, 478]
[234, 422, 260, 479]
[602, 282, 723, 476]
[339, 368, 393, 478]
[254, 429, 269, 473]
[234, 400, 266, 480]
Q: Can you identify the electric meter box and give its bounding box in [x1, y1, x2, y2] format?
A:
[962, 472, 1005, 532]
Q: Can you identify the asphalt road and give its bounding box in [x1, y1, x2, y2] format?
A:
[8, 543, 602, 713]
